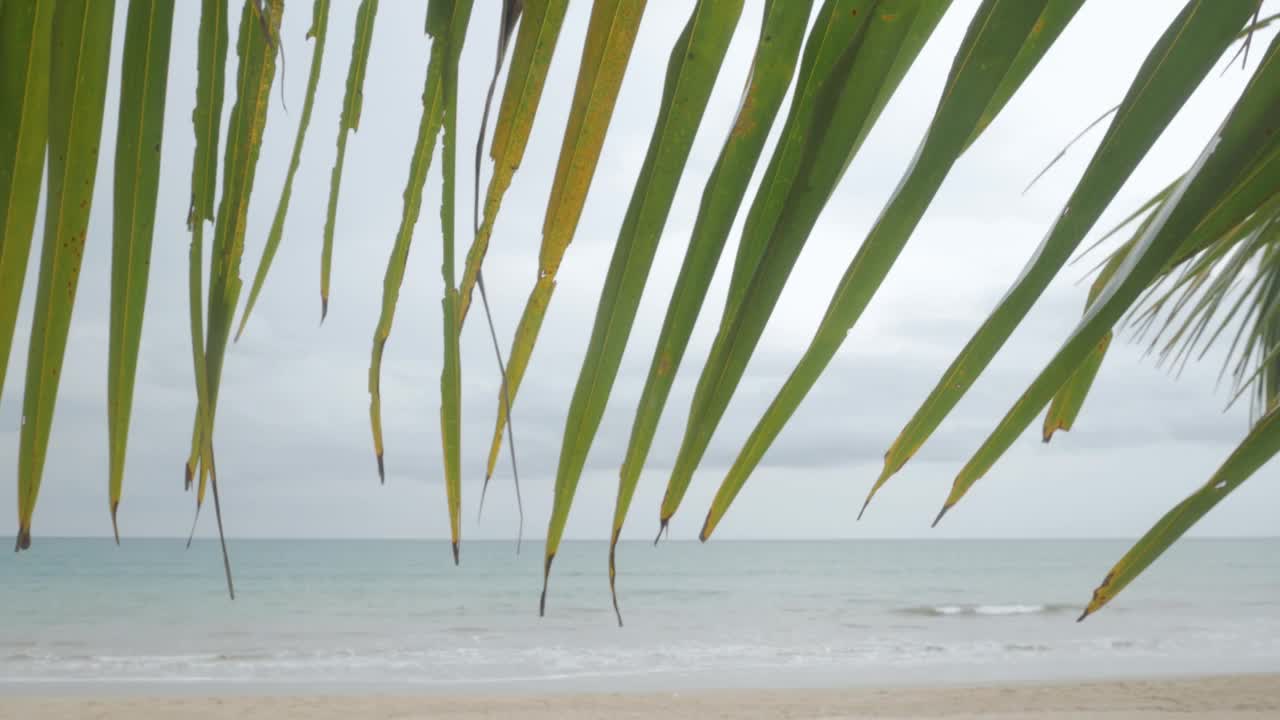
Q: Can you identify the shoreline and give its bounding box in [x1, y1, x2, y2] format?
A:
[3, 673, 1277, 719]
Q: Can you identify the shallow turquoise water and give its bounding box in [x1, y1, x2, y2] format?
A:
[2, 538, 1277, 691]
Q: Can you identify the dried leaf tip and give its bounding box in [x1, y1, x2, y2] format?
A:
[653, 518, 669, 546]
[931, 503, 953, 528]
[376, 453, 385, 484]
[539, 553, 555, 617]
[451, 541, 460, 566]
[14, 528, 31, 552]
[111, 501, 120, 545]
[856, 496, 872, 521]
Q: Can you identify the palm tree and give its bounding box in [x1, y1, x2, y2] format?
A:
[1, 0, 1276, 623]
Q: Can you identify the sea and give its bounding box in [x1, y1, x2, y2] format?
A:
[1, 538, 1277, 692]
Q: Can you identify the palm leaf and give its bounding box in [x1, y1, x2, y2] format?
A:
[0, 0, 52, 410]
[870, 0, 1254, 513]
[108, 0, 176, 541]
[458, 0, 569, 326]
[465, 0, 529, 525]
[15, 0, 116, 550]
[610, 0, 813, 624]
[484, 0, 647, 484]
[663, 0, 956, 536]
[320, 0, 378, 321]
[538, 0, 746, 620]
[937, 30, 1280, 525]
[1081, 403, 1280, 619]
[185, 0, 230, 503]
[368, 3, 449, 484]
[195, 0, 283, 591]
[1047, 140, 1280, 442]
[237, 0, 332, 340]
[702, 0, 1078, 540]
[432, 0, 476, 564]
[1041, 246, 1130, 441]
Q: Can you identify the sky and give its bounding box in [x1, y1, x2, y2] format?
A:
[1, 0, 1277, 544]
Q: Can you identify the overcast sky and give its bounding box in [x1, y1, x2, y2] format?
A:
[1, 1, 1277, 545]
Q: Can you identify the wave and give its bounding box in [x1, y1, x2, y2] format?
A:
[895, 603, 1079, 617]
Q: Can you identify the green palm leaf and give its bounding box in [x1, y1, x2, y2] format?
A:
[1041, 243, 1130, 442]
[1081, 403, 1280, 619]
[108, 0, 176, 541]
[458, 0, 569, 327]
[369, 4, 449, 484]
[320, 0, 378, 321]
[185, 0, 230, 504]
[538, 0, 746, 620]
[195, 0, 283, 588]
[937, 30, 1280, 524]
[0, 0, 52, 411]
[870, 0, 1253, 513]
[702, 0, 1079, 540]
[237, 0, 332, 341]
[485, 0, 647, 485]
[15, 0, 116, 550]
[610, 0, 812, 623]
[663, 0, 955, 536]
[432, 0, 475, 564]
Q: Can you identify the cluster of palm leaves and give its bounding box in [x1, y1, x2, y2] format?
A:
[1, 0, 1276, 621]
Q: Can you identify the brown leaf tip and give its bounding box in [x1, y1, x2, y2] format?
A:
[15, 528, 31, 552]
[111, 502, 121, 545]
[184, 461, 194, 491]
[376, 454, 385, 484]
[653, 518, 669, 546]
[857, 494, 873, 522]
[539, 553, 555, 618]
[451, 541, 460, 566]
[931, 503, 953, 528]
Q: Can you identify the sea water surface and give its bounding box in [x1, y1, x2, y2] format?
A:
[1, 538, 1277, 691]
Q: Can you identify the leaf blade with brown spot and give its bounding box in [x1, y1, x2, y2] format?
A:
[16, 0, 116, 550]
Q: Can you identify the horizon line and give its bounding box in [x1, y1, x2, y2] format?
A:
[6, 534, 1278, 543]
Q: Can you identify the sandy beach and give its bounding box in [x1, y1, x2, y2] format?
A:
[4, 674, 1278, 719]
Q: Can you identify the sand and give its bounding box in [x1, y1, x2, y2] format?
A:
[3, 674, 1278, 719]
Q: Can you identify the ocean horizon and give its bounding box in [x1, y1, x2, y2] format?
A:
[3, 537, 1277, 693]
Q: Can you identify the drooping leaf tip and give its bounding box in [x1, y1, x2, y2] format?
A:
[320, 296, 329, 324]
[451, 541, 460, 566]
[184, 461, 193, 491]
[609, 530, 624, 626]
[376, 453, 385, 484]
[111, 502, 120, 545]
